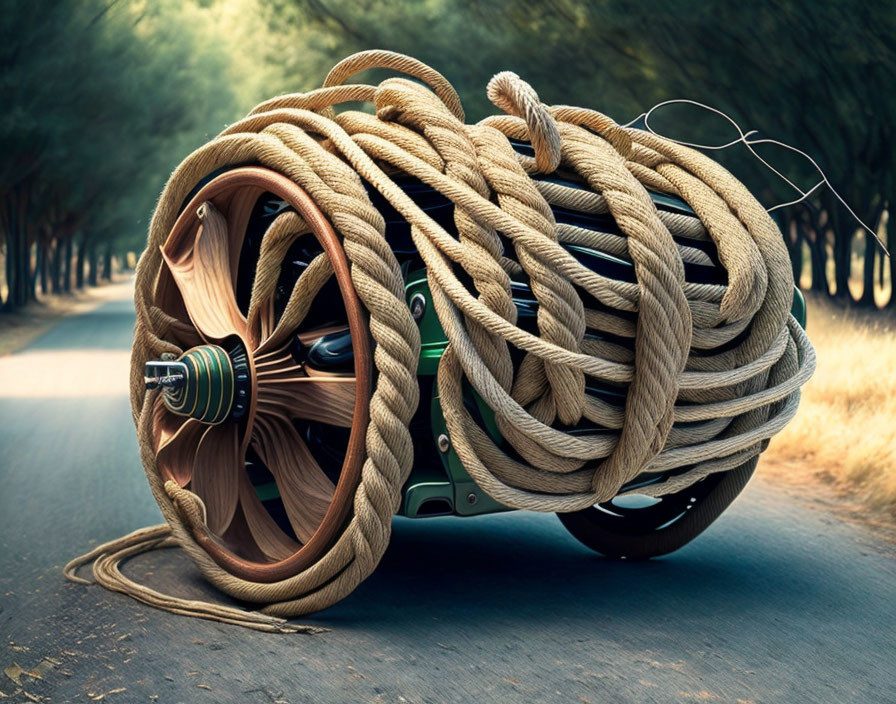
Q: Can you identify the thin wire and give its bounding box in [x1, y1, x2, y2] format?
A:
[625, 98, 889, 256]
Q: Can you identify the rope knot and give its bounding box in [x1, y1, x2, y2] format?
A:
[487, 71, 562, 173]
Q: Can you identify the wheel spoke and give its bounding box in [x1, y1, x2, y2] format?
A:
[156, 418, 205, 486]
[255, 348, 355, 427]
[161, 201, 247, 341]
[154, 261, 190, 316]
[238, 473, 301, 560]
[254, 253, 333, 355]
[252, 412, 335, 543]
[221, 504, 272, 564]
[190, 422, 241, 534]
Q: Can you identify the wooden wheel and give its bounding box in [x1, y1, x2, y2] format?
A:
[144, 167, 371, 582]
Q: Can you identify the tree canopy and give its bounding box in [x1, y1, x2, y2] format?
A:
[0, 0, 266, 304]
[2, 0, 893, 309]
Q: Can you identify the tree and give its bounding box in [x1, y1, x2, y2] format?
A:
[0, 0, 247, 310]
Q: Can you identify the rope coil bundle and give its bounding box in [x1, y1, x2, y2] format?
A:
[69, 50, 814, 625]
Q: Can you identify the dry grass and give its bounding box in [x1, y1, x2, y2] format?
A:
[763, 294, 896, 517]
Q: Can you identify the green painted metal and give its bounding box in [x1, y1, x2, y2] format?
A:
[397, 385, 511, 518]
[424, 386, 511, 517]
[163, 344, 234, 424]
[399, 269, 508, 517]
[398, 461, 455, 517]
[404, 270, 448, 376]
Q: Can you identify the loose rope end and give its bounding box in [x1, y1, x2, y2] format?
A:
[487, 71, 562, 173]
[65, 523, 328, 635]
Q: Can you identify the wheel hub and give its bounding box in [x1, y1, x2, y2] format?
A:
[145, 342, 251, 424]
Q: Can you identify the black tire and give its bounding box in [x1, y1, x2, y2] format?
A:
[556, 458, 758, 560]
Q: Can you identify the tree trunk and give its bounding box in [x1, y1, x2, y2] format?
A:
[39, 238, 49, 296]
[16, 222, 29, 307]
[830, 219, 852, 302]
[63, 236, 73, 293]
[28, 241, 39, 302]
[859, 241, 877, 308]
[858, 239, 876, 307]
[857, 200, 885, 308]
[3, 204, 16, 311]
[5, 185, 30, 309]
[88, 244, 99, 287]
[18, 185, 38, 306]
[76, 236, 87, 289]
[2, 234, 12, 311]
[803, 215, 828, 295]
[51, 238, 63, 294]
[102, 242, 113, 282]
[0, 228, 7, 310]
[785, 214, 803, 284]
[889, 209, 896, 309]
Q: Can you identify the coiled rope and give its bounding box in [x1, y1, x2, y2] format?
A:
[66, 50, 815, 628]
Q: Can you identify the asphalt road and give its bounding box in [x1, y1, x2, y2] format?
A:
[1, 287, 894, 704]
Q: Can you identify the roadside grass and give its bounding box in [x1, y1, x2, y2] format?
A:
[763, 294, 896, 517]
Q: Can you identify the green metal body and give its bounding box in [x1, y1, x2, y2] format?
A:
[400, 269, 508, 518]
[397, 270, 808, 519]
[398, 385, 510, 518]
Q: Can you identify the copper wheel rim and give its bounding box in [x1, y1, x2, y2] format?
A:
[149, 167, 372, 583]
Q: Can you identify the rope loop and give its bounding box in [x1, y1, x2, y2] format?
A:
[550, 105, 633, 159]
[486, 71, 562, 173]
[321, 49, 464, 122]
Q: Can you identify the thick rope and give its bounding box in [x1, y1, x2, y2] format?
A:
[68, 50, 815, 626]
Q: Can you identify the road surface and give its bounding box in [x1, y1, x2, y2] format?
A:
[1, 286, 894, 703]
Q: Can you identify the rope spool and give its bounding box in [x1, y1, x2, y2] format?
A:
[67, 50, 815, 625]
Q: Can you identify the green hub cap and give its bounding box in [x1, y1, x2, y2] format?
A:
[145, 344, 241, 425]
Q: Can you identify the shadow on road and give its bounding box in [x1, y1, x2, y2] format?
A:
[318, 508, 840, 634]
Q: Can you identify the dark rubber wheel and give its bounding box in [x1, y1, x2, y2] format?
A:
[556, 458, 758, 560]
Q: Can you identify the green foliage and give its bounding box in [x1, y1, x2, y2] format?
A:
[0, 0, 263, 305]
[1, 0, 245, 244]
[1, 0, 892, 308]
